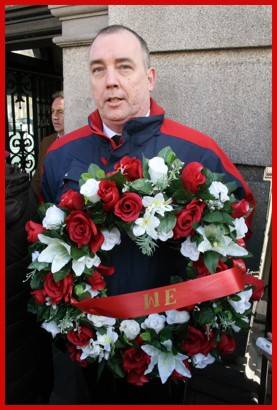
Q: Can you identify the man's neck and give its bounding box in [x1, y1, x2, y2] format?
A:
[102, 110, 150, 138]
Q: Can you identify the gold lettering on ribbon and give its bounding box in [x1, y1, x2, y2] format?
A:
[144, 291, 160, 310]
[164, 288, 177, 306]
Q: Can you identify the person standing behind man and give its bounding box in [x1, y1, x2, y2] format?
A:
[32, 91, 64, 198]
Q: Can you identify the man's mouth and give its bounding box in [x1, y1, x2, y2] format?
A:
[106, 97, 123, 103]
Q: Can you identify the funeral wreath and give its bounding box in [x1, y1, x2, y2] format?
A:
[25, 147, 264, 386]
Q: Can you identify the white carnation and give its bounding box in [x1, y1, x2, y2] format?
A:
[119, 320, 141, 340]
[80, 178, 100, 203]
[148, 157, 168, 184]
[101, 227, 121, 251]
[42, 205, 65, 229]
[87, 314, 116, 328]
[166, 310, 190, 324]
[141, 313, 166, 334]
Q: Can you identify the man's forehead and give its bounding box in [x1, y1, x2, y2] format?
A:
[90, 30, 141, 58]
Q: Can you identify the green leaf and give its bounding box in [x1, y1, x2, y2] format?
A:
[203, 251, 220, 273]
[142, 155, 150, 179]
[225, 181, 238, 193]
[172, 188, 194, 203]
[87, 163, 106, 180]
[71, 246, 87, 259]
[30, 274, 44, 290]
[159, 326, 172, 342]
[37, 202, 54, 218]
[195, 306, 214, 325]
[158, 146, 176, 165]
[53, 265, 71, 282]
[158, 213, 176, 233]
[107, 357, 125, 378]
[28, 260, 49, 271]
[203, 211, 234, 224]
[140, 331, 152, 342]
[128, 178, 153, 194]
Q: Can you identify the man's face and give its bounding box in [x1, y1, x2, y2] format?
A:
[51, 97, 64, 135]
[89, 30, 156, 133]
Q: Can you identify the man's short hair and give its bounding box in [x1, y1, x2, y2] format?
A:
[93, 25, 150, 68]
[52, 90, 64, 101]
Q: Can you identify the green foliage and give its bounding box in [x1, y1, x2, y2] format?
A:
[203, 211, 234, 224]
[204, 251, 221, 273]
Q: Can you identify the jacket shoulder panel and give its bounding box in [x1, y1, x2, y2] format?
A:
[161, 118, 254, 206]
[46, 125, 93, 154]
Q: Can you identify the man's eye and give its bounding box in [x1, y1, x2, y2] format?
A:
[118, 64, 132, 71]
[92, 67, 104, 74]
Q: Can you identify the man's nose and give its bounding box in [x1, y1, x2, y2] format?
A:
[105, 68, 119, 87]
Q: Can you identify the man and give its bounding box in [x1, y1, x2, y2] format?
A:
[32, 91, 64, 197]
[6, 162, 53, 403]
[42, 25, 255, 404]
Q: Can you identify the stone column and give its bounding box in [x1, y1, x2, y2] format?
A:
[48, 5, 108, 133]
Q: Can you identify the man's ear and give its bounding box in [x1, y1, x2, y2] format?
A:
[147, 67, 156, 92]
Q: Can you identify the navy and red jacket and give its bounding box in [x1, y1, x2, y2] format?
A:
[42, 99, 254, 296]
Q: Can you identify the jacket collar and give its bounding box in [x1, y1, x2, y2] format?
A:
[87, 98, 165, 140]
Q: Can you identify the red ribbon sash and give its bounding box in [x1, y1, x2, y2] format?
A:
[71, 267, 244, 319]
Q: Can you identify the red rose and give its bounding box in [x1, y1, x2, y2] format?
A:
[231, 199, 250, 218]
[181, 162, 206, 193]
[65, 210, 98, 247]
[43, 272, 73, 304]
[25, 221, 45, 242]
[67, 325, 94, 347]
[67, 344, 88, 367]
[98, 180, 120, 211]
[193, 258, 228, 277]
[96, 264, 115, 276]
[233, 258, 247, 274]
[122, 348, 150, 386]
[90, 230, 104, 254]
[218, 334, 236, 355]
[173, 199, 205, 239]
[87, 271, 106, 291]
[114, 156, 143, 181]
[236, 238, 246, 247]
[181, 326, 215, 356]
[114, 192, 142, 222]
[31, 289, 46, 304]
[244, 274, 265, 301]
[59, 189, 84, 210]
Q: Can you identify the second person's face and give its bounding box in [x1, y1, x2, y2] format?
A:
[89, 30, 156, 133]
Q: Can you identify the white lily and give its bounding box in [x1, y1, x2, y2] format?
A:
[142, 193, 173, 216]
[41, 320, 60, 338]
[72, 254, 101, 277]
[197, 226, 248, 257]
[101, 227, 121, 251]
[96, 327, 119, 359]
[80, 340, 101, 360]
[192, 353, 215, 368]
[228, 288, 253, 314]
[142, 340, 191, 384]
[180, 236, 200, 261]
[132, 211, 160, 240]
[37, 234, 71, 273]
[209, 181, 229, 203]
